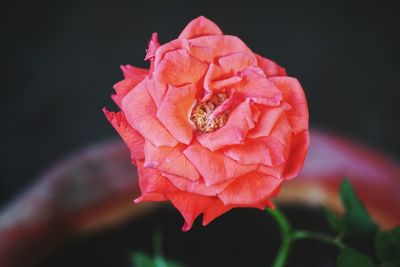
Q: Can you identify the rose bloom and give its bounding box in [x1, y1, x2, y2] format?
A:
[104, 16, 309, 231]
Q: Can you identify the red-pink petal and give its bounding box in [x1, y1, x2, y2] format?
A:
[255, 54, 287, 77]
[269, 77, 309, 133]
[184, 142, 257, 186]
[223, 136, 286, 167]
[162, 173, 233, 196]
[112, 78, 139, 108]
[236, 68, 282, 106]
[218, 172, 282, 205]
[144, 141, 200, 181]
[190, 35, 255, 60]
[218, 52, 256, 73]
[122, 79, 177, 147]
[257, 165, 283, 179]
[103, 109, 145, 161]
[156, 84, 196, 144]
[196, 99, 256, 151]
[166, 191, 214, 231]
[145, 32, 160, 61]
[134, 160, 176, 203]
[155, 49, 208, 87]
[179, 16, 223, 39]
[120, 64, 148, 79]
[283, 130, 310, 180]
[248, 103, 291, 139]
[203, 198, 233, 225]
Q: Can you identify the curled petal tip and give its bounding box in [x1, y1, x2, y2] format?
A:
[145, 32, 160, 61]
[133, 197, 143, 204]
[181, 222, 192, 232]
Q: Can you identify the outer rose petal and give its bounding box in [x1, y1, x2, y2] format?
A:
[145, 32, 160, 61]
[283, 130, 310, 180]
[184, 142, 257, 186]
[162, 173, 234, 196]
[196, 99, 256, 151]
[122, 79, 177, 147]
[190, 35, 256, 60]
[144, 141, 200, 181]
[103, 109, 145, 161]
[202, 197, 275, 226]
[218, 172, 282, 205]
[156, 84, 196, 144]
[179, 16, 223, 39]
[120, 64, 148, 79]
[218, 52, 257, 73]
[223, 137, 285, 167]
[155, 49, 208, 86]
[134, 160, 176, 203]
[255, 54, 287, 77]
[112, 78, 140, 108]
[269, 76, 309, 133]
[166, 191, 214, 231]
[203, 198, 233, 226]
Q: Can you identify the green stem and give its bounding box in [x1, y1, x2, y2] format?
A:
[292, 230, 346, 249]
[266, 208, 292, 267]
[266, 208, 346, 267]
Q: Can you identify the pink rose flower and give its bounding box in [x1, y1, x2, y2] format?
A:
[104, 16, 309, 231]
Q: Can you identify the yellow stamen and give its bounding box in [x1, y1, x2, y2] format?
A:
[190, 93, 228, 133]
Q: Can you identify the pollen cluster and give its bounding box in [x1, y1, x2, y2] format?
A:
[190, 93, 228, 133]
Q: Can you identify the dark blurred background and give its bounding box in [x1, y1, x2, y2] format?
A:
[1, 0, 399, 218]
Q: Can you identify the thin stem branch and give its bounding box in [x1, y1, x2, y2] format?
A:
[292, 230, 346, 249]
[266, 208, 346, 267]
[266, 208, 292, 267]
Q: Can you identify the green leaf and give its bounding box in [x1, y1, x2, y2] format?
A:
[323, 207, 344, 233]
[337, 248, 375, 267]
[340, 178, 377, 238]
[132, 253, 156, 267]
[131, 253, 185, 267]
[380, 263, 399, 267]
[375, 227, 400, 264]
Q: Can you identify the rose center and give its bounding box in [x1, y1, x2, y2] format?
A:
[190, 93, 228, 133]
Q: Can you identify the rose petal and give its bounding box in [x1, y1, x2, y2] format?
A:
[257, 165, 283, 179]
[145, 32, 160, 61]
[120, 64, 148, 79]
[218, 172, 282, 205]
[282, 130, 310, 180]
[184, 142, 257, 186]
[202, 198, 233, 225]
[202, 197, 275, 226]
[218, 52, 256, 73]
[223, 136, 287, 167]
[134, 160, 176, 203]
[163, 173, 234, 196]
[111, 78, 140, 108]
[236, 68, 282, 106]
[248, 103, 291, 139]
[196, 99, 256, 151]
[122, 79, 177, 147]
[155, 49, 208, 87]
[103, 109, 145, 161]
[269, 77, 309, 133]
[156, 84, 196, 144]
[190, 35, 255, 60]
[144, 141, 200, 181]
[166, 191, 214, 231]
[179, 16, 223, 39]
[255, 54, 287, 77]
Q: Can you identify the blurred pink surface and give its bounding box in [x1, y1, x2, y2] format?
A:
[0, 130, 399, 267]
